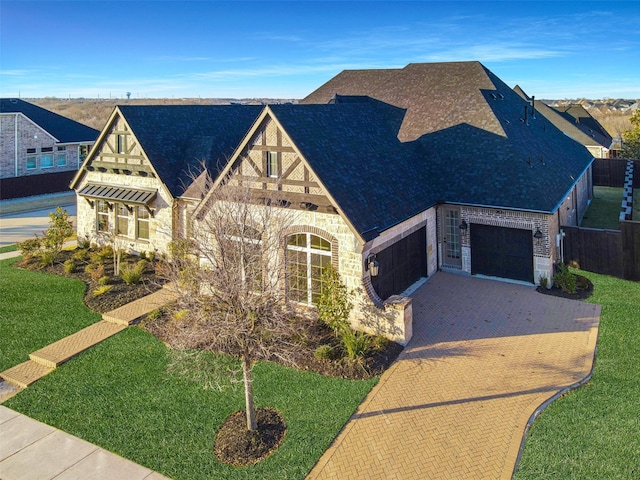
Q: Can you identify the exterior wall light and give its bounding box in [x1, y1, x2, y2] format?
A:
[366, 254, 380, 277]
[533, 228, 543, 239]
[459, 219, 468, 230]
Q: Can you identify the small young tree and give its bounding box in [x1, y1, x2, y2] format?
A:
[19, 207, 73, 266]
[621, 110, 640, 159]
[159, 180, 302, 432]
[317, 264, 371, 360]
[317, 263, 352, 333]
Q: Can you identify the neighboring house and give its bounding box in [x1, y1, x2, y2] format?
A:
[70, 105, 261, 254]
[0, 98, 98, 180]
[72, 61, 595, 344]
[514, 86, 613, 158]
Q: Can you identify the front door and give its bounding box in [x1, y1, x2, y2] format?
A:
[442, 207, 462, 268]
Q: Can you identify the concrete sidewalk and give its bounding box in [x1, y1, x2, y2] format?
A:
[0, 406, 169, 480]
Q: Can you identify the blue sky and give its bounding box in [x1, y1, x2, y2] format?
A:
[1, 1, 639, 100]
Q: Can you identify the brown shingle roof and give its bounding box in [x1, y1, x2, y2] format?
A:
[302, 61, 505, 141]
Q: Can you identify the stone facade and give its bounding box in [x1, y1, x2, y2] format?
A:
[0, 113, 85, 179]
[74, 115, 176, 256]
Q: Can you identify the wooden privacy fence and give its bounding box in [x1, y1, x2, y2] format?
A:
[563, 221, 640, 281]
[0, 171, 76, 200]
[593, 158, 640, 188]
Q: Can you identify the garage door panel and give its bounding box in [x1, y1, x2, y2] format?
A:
[470, 224, 533, 283]
[371, 227, 427, 300]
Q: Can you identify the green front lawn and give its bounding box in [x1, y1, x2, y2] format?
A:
[0, 244, 18, 254]
[581, 186, 624, 230]
[2, 258, 376, 480]
[0, 257, 101, 371]
[515, 270, 640, 479]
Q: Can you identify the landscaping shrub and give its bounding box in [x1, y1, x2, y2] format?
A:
[120, 260, 148, 285]
[554, 264, 577, 293]
[370, 335, 389, 352]
[63, 259, 77, 274]
[18, 236, 42, 259]
[90, 245, 113, 264]
[98, 276, 110, 286]
[317, 264, 371, 360]
[72, 249, 90, 263]
[38, 250, 56, 268]
[341, 329, 371, 360]
[539, 275, 549, 289]
[85, 263, 105, 282]
[314, 344, 335, 360]
[93, 285, 113, 296]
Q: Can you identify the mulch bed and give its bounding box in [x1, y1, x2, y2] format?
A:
[536, 273, 594, 300]
[213, 408, 287, 466]
[16, 249, 163, 313]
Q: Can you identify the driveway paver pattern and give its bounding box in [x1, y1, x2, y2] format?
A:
[308, 272, 600, 480]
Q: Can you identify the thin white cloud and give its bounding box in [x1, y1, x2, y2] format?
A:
[0, 69, 33, 76]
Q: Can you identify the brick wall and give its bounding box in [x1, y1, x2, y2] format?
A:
[0, 113, 83, 179]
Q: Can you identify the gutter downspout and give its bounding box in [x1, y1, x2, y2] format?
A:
[14, 114, 19, 177]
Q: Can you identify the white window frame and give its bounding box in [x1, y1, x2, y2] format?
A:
[266, 151, 279, 178]
[116, 203, 129, 237]
[286, 232, 332, 305]
[26, 156, 37, 170]
[40, 147, 54, 169]
[136, 206, 150, 240]
[96, 200, 110, 233]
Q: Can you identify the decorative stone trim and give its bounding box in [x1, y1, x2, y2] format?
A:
[361, 275, 384, 309]
[281, 224, 339, 269]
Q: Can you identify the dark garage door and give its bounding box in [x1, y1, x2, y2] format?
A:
[371, 227, 427, 301]
[470, 224, 533, 283]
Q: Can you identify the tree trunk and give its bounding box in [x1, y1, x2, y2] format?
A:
[242, 354, 257, 431]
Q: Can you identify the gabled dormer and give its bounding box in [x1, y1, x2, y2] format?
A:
[221, 110, 338, 215]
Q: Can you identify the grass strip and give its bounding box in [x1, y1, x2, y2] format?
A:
[581, 186, 624, 230]
[0, 258, 101, 371]
[514, 270, 640, 479]
[0, 244, 18, 254]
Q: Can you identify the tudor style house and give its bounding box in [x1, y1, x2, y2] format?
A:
[72, 62, 595, 344]
[0, 98, 98, 180]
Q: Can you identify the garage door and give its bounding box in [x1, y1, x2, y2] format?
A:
[470, 224, 533, 283]
[371, 227, 427, 300]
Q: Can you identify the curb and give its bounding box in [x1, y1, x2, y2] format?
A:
[0, 192, 76, 216]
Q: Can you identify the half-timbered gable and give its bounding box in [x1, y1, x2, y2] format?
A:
[224, 113, 337, 214]
[71, 104, 261, 255]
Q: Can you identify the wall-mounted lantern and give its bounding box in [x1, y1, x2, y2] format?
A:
[459, 219, 468, 230]
[533, 228, 543, 240]
[366, 254, 379, 277]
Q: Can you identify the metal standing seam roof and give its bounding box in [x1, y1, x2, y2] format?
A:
[78, 183, 157, 205]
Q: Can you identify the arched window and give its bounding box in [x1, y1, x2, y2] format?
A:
[286, 233, 331, 305]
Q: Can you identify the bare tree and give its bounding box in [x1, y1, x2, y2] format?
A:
[159, 179, 303, 431]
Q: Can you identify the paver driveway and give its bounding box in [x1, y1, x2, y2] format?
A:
[308, 272, 601, 480]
